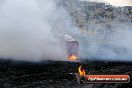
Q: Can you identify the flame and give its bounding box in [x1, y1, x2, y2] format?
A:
[68, 55, 77, 61]
[78, 65, 86, 76]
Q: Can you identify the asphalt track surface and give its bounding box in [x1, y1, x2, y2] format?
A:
[0, 59, 131, 88]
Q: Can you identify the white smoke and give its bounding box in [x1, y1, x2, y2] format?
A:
[0, 0, 77, 61]
[0, 0, 132, 61]
[80, 0, 132, 6]
[80, 25, 132, 61]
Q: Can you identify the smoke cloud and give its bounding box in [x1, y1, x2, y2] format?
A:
[80, 0, 132, 6]
[0, 0, 77, 61]
[0, 0, 132, 61]
[79, 24, 132, 61]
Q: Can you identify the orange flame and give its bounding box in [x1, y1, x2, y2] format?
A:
[78, 65, 86, 76]
[68, 55, 77, 61]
